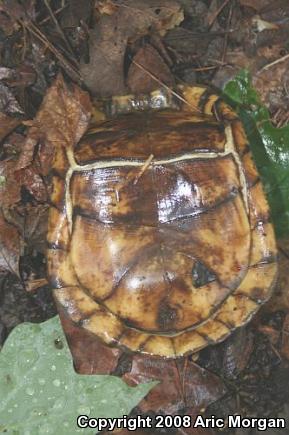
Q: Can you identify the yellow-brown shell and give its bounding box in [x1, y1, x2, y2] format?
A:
[47, 86, 278, 358]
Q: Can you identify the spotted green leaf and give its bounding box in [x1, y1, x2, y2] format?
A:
[0, 316, 155, 435]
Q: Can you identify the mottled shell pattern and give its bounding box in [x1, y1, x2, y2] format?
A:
[47, 85, 278, 358]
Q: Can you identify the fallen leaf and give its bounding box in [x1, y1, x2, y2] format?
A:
[0, 79, 24, 141]
[58, 307, 225, 417]
[97, 0, 119, 16]
[80, 0, 183, 96]
[58, 306, 122, 375]
[23, 203, 49, 253]
[0, 158, 22, 207]
[60, 0, 92, 27]
[1, 132, 24, 157]
[258, 325, 280, 345]
[0, 113, 21, 142]
[253, 57, 289, 112]
[16, 74, 92, 173]
[0, 83, 24, 115]
[0, 65, 36, 88]
[221, 328, 254, 379]
[0, 316, 155, 434]
[15, 165, 47, 202]
[123, 354, 226, 415]
[127, 44, 175, 93]
[0, 211, 21, 276]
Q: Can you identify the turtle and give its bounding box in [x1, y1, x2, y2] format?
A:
[47, 85, 278, 359]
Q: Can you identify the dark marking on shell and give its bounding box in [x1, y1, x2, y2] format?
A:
[157, 301, 179, 331]
[47, 168, 66, 180]
[250, 287, 266, 303]
[198, 88, 213, 112]
[241, 144, 250, 156]
[46, 241, 66, 251]
[250, 254, 278, 267]
[250, 177, 261, 188]
[192, 261, 217, 288]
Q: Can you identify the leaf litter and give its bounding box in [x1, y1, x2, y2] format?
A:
[0, 0, 289, 434]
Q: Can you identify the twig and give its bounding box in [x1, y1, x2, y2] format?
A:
[43, 0, 75, 58]
[258, 53, 289, 73]
[208, 0, 232, 27]
[221, 1, 234, 64]
[26, 22, 81, 83]
[191, 65, 219, 72]
[21, 22, 28, 61]
[38, 5, 67, 26]
[133, 154, 154, 185]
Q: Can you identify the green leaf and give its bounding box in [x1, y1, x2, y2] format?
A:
[224, 70, 289, 237]
[0, 316, 156, 435]
[223, 70, 260, 107]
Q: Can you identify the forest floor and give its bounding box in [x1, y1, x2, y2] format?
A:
[1, 1, 289, 434]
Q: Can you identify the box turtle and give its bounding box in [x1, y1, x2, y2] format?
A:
[47, 85, 278, 358]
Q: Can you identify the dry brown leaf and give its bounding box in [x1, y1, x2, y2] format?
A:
[0, 210, 21, 276]
[15, 166, 47, 202]
[0, 156, 46, 210]
[58, 306, 122, 375]
[221, 329, 254, 379]
[23, 204, 49, 253]
[60, 0, 92, 27]
[97, 0, 119, 16]
[58, 307, 225, 417]
[0, 159, 22, 207]
[253, 57, 289, 111]
[0, 76, 92, 279]
[0, 82, 24, 141]
[127, 44, 174, 93]
[123, 355, 226, 415]
[0, 113, 21, 142]
[16, 74, 92, 173]
[258, 325, 280, 345]
[0, 83, 24, 115]
[80, 0, 183, 96]
[0, 65, 36, 88]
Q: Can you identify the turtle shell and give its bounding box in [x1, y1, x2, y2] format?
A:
[47, 86, 278, 358]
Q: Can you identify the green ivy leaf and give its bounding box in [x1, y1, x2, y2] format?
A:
[0, 316, 156, 435]
[224, 70, 289, 238]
